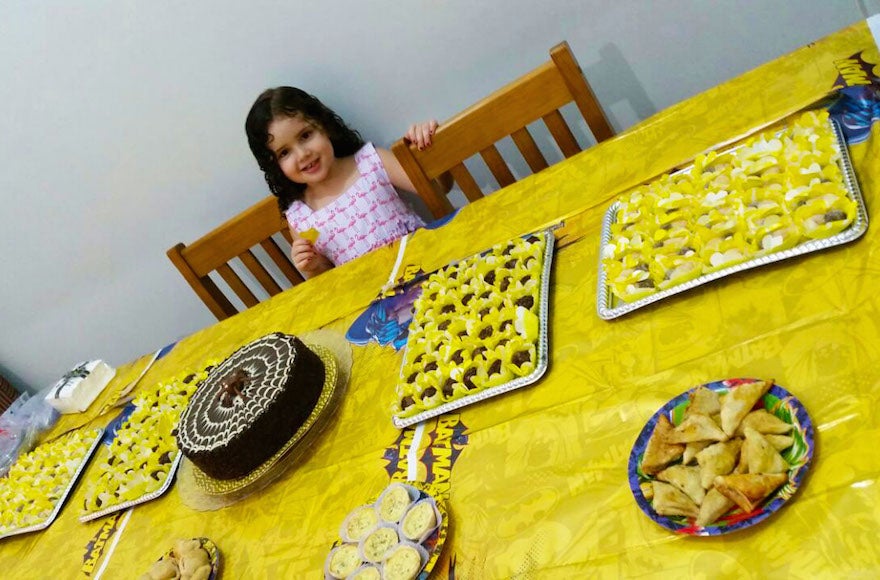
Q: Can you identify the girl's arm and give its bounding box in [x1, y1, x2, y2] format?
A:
[377, 119, 441, 193]
[289, 225, 334, 279]
[377, 147, 418, 193]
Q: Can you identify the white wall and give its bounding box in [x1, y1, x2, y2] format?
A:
[0, 1, 868, 392]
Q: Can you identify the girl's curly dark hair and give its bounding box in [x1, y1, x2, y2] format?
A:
[245, 87, 365, 211]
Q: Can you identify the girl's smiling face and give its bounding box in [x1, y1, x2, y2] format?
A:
[267, 114, 335, 185]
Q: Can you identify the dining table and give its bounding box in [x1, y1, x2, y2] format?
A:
[1, 19, 879, 579]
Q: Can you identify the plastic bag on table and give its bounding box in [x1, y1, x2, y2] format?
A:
[0, 387, 60, 477]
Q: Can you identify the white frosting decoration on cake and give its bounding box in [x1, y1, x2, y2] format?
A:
[177, 334, 298, 453]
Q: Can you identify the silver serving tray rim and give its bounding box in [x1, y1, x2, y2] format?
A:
[596, 118, 868, 320]
[0, 427, 105, 540]
[392, 229, 555, 428]
[78, 450, 183, 523]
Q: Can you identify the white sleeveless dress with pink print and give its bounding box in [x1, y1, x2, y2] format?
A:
[285, 142, 425, 266]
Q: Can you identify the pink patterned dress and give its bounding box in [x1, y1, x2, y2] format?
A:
[285, 143, 425, 265]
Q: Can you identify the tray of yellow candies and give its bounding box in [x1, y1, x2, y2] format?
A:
[79, 366, 213, 522]
[392, 230, 554, 428]
[598, 108, 866, 319]
[0, 427, 102, 539]
[325, 482, 448, 580]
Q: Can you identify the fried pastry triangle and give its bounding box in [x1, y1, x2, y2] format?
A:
[744, 427, 790, 474]
[713, 473, 788, 513]
[734, 409, 794, 436]
[688, 386, 721, 416]
[641, 415, 685, 475]
[720, 380, 772, 436]
[696, 439, 742, 489]
[668, 413, 728, 444]
[652, 481, 700, 518]
[656, 464, 706, 505]
[683, 440, 711, 465]
[764, 434, 794, 451]
[695, 487, 735, 527]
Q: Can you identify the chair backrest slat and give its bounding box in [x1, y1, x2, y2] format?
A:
[239, 249, 283, 296]
[511, 127, 549, 173]
[217, 263, 259, 308]
[391, 41, 616, 219]
[551, 42, 615, 143]
[542, 110, 581, 158]
[480, 145, 516, 188]
[260, 238, 304, 285]
[167, 195, 304, 320]
[449, 163, 485, 202]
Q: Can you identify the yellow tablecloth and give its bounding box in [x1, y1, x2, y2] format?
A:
[2, 21, 879, 579]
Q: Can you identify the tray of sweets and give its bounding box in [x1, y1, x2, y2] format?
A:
[391, 230, 553, 429]
[597, 110, 867, 319]
[325, 481, 448, 579]
[0, 427, 103, 539]
[79, 366, 212, 522]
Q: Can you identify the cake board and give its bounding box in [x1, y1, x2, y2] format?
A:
[176, 329, 352, 511]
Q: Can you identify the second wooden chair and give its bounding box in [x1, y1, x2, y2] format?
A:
[167, 196, 303, 321]
[392, 41, 615, 218]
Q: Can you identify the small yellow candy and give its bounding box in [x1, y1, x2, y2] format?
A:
[298, 228, 320, 243]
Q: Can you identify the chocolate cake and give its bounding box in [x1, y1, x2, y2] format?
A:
[176, 333, 325, 480]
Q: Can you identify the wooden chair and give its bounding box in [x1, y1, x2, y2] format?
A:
[167, 196, 304, 321]
[392, 41, 615, 218]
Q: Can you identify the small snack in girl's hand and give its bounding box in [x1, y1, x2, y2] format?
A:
[298, 228, 319, 243]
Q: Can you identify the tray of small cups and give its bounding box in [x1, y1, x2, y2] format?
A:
[597, 110, 867, 319]
[0, 427, 103, 540]
[79, 367, 208, 522]
[325, 482, 448, 580]
[392, 230, 554, 428]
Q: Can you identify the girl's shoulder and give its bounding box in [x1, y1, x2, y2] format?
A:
[354, 142, 391, 183]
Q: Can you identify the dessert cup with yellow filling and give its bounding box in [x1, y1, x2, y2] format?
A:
[382, 543, 428, 580]
[348, 564, 382, 580]
[326, 543, 361, 579]
[340, 505, 379, 542]
[400, 499, 440, 542]
[377, 483, 417, 523]
[360, 526, 399, 563]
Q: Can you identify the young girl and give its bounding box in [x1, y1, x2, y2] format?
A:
[245, 86, 438, 279]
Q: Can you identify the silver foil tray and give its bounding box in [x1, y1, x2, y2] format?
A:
[392, 229, 555, 429]
[597, 118, 868, 319]
[78, 452, 183, 523]
[0, 428, 104, 540]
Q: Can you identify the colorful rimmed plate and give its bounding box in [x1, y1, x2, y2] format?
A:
[628, 378, 814, 535]
[326, 481, 449, 579]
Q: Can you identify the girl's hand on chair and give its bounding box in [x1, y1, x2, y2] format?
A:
[405, 120, 439, 151]
[291, 237, 333, 279]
